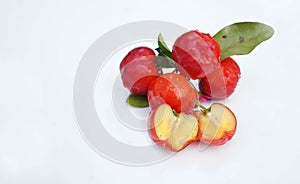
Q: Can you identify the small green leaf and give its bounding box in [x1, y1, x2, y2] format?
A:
[126, 94, 149, 108]
[213, 22, 274, 60]
[158, 33, 173, 58]
[155, 53, 176, 68]
[156, 33, 176, 68]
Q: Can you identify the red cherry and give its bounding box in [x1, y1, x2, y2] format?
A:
[120, 47, 158, 95]
[147, 73, 198, 113]
[172, 30, 221, 79]
[199, 57, 241, 99]
[120, 47, 156, 70]
[194, 103, 237, 146]
[148, 104, 199, 152]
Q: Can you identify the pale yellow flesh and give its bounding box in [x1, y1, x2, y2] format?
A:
[199, 104, 235, 140]
[153, 104, 198, 150]
[169, 114, 198, 150]
[154, 104, 175, 140]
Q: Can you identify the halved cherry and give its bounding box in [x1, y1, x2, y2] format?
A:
[149, 104, 199, 151]
[194, 102, 237, 146]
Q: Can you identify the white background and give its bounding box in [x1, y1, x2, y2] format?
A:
[1, 0, 300, 183]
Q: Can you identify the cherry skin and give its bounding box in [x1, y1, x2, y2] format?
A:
[199, 57, 241, 99]
[147, 73, 198, 113]
[120, 47, 158, 95]
[172, 30, 221, 79]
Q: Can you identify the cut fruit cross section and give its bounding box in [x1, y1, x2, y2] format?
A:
[149, 104, 199, 152]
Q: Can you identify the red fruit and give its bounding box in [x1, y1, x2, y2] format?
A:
[199, 57, 241, 99]
[194, 103, 237, 146]
[120, 47, 158, 95]
[172, 30, 221, 79]
[149, 104, 199, 152]
[120, 47, 156, 70]
[147, 73, 198, 113]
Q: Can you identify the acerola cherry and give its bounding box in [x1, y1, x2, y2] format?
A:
[199, 57, 241, 99]
[120, 47, 158, 95]
[172, 30, 221, 79]
[149, 104, 199, 152]
[147, 73, 198, 113]
[194, 103, 237, 146]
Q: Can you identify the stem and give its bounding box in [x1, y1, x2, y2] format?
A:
[191, 100, 210, 114]
[158, 67, 163, 75]
[172, 109, 179, 117]
[172, 68, 179, 73]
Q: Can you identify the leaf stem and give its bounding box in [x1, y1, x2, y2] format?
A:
[172, 68, 179, 73]
[191, 100, 210, 114]
[172, 109, 179, 117]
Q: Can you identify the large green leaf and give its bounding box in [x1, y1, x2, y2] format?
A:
[213, 22, 274, 60]
[126, 94, 149, 108]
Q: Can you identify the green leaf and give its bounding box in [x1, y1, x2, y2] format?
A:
[158, 33, 173, 58]
[126, 94, 149, 108]
[155, 33, 176, 68]
[213, 22, 274, 60]
[155, 53, 176, 68]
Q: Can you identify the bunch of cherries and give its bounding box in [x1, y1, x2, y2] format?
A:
[119, 30, 239, 152]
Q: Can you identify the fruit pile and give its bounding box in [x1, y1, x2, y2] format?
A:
[119, 22, 274, 152]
